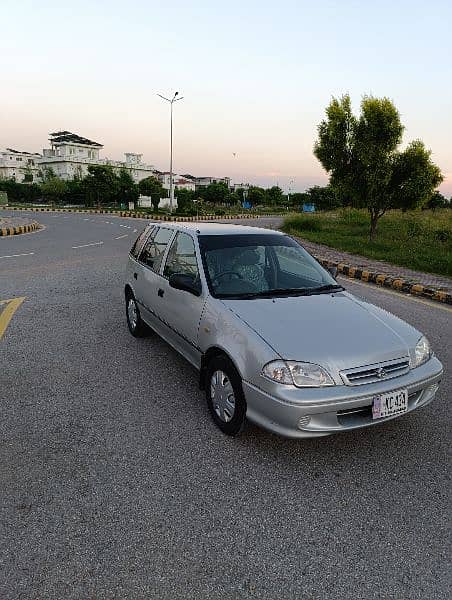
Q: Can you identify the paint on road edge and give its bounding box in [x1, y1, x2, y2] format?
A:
[316, 258, 452, 306]
[0, 222, 41, 237]
[0, 297, 25, 340]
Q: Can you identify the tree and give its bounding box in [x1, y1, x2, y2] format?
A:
[116, 168, 139, 206]
[202, 183, 230, 204]
[175, 187, 195, 212]
[41, 177, 67, 205]
[314, 94, 443, 239]
[426, 190, 448, 211]
[138, 176, 165, 212]
[266, 186, 285, 206]
[306, 186, 341, 211]
[82, 165, 119, 207]
[247, 186, 266, 206]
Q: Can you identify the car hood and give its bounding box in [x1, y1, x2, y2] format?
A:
[222, 292, 419, 378]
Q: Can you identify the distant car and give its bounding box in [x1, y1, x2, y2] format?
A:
[124, 222, 443, 438]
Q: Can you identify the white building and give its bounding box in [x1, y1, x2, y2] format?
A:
[38, 131, 157, 182]
[158, 172, 196, 192]
[0, 149, 42, 182]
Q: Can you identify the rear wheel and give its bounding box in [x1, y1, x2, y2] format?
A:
[206, 356, 246, 435]
[126, 292, 147, 337]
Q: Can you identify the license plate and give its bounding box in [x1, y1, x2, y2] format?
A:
[372, 388, 408, 419]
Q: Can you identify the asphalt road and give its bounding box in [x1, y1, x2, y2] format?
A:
[1, 210, 450, 599]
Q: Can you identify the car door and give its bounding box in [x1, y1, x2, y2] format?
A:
[157, 231, 207, 368]
[133, 226, 176, 331]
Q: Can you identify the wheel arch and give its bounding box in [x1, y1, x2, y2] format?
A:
[199, 346, 242, 390]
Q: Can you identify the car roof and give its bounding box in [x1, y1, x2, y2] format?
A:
[149, 221, 285, 236]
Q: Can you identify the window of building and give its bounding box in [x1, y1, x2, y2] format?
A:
[139, 227, 174, 273]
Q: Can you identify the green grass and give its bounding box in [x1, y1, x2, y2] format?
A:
[282, 208, 452, 278]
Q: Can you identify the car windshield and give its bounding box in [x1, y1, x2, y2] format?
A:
[198, 234, 341, 299]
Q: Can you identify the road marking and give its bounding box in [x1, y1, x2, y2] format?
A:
[340, 276, 452, 313]
[115, 234, 129, 239]
[0, 252, 35, 259]
[71, 241, 104, 249]
[133, 229, 137, 232]
[0, 297, 25, 340]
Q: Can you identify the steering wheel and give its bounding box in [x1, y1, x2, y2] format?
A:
[211, 271, 243, 285]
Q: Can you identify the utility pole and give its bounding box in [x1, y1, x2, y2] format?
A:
[157, 91, 184, 212]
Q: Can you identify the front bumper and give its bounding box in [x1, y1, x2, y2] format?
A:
[242, 357, 443, 438]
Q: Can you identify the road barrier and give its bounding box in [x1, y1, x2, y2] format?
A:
[0, 221, 41, 237]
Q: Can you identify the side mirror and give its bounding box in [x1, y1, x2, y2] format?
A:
[169, 273, 201, 296]
[328, 265, 338, 279]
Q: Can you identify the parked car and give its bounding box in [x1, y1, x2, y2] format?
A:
[124, 222, 443, 438]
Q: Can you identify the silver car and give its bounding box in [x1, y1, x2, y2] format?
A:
[124, 222, 443, 438]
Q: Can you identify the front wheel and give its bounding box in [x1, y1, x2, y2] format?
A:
[126, 293, 147, 337]
[206, 356, 246, 436]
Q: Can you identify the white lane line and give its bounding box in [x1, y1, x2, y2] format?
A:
[72, 241, 104, 249]
[0, 252, 35, 259]
[115, 234, 129, 239]
[133, 229, 137, 232]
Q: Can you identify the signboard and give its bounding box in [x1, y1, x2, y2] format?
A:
[302, 203, 315, 213]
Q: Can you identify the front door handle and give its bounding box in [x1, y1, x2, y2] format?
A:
[133, 272, 138, 279]
[158, 288, 164, 298]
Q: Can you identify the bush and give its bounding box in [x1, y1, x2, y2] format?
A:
[283, 215, 322, 232]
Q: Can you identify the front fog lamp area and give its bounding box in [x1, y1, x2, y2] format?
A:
[412, 336, 432, 368]
[262, 360, 335, 387]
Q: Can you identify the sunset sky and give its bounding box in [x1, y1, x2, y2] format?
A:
[2, 0, 451, 195]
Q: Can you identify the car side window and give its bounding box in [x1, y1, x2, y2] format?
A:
[130, 225, 154, 260]
[163, 232, 200, 280]
[140, 227, 174, 273]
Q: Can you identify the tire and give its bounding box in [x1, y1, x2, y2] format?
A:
[125, 292, 148, 337]
[206, 356, 246, 436]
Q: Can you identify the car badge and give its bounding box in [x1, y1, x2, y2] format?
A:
[376, 367, 387, 379]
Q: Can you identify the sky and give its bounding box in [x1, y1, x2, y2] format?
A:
[1, 0, 451, 195]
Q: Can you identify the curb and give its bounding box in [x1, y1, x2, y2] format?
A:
[316, 257, 452, 306]
[0, 221, 41, 237]
[1, 206, 287, 221]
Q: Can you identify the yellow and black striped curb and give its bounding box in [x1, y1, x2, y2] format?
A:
[317, 257, 452, 306]
[1, 206, 287, 221]
[0, 221, 41, 237]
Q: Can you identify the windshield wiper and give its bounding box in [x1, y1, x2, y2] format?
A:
[219, 288, 314, 299]
[304, 284, 344, 295]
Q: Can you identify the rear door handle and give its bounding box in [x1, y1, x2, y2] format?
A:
[133, 272, 138, 279]
[158, 288, 164, 297]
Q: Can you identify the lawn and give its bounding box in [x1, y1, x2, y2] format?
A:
[281, 208, 452, 278]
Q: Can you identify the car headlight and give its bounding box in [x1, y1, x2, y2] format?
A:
[412, 336, 432, 368]
[262, 360, 335, 387]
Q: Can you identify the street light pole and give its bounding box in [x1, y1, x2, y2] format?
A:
[157, 91, 184, 213]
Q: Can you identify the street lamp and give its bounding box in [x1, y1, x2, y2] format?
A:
[157, 91, 184, 213]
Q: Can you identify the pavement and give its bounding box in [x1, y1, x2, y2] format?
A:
[0, 210, 450, 599]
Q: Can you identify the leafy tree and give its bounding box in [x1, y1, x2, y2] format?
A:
[0, 178, 41, 203]
[247, 186, 266, 205]
[306, 185, 341, 211]
[288, 192, 309, 208]
[314, 94, 443, 239]
[202, 183, 230, 204]
[82, 165, 119, 207]
[41, 177, 67, 205]
[65, 178, 85, 205]
[116, 168, 139, 206]
[175, 187, 195, 212]
[138, 176, 166, 212]
[426, 190, 448, 211]
[266, 186, 284, 206]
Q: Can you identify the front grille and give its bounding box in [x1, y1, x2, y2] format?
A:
[340, 358, 410, 386]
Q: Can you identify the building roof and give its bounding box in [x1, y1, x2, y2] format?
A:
[5, 148, 41, 156]
[49, 131, 103, 148]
